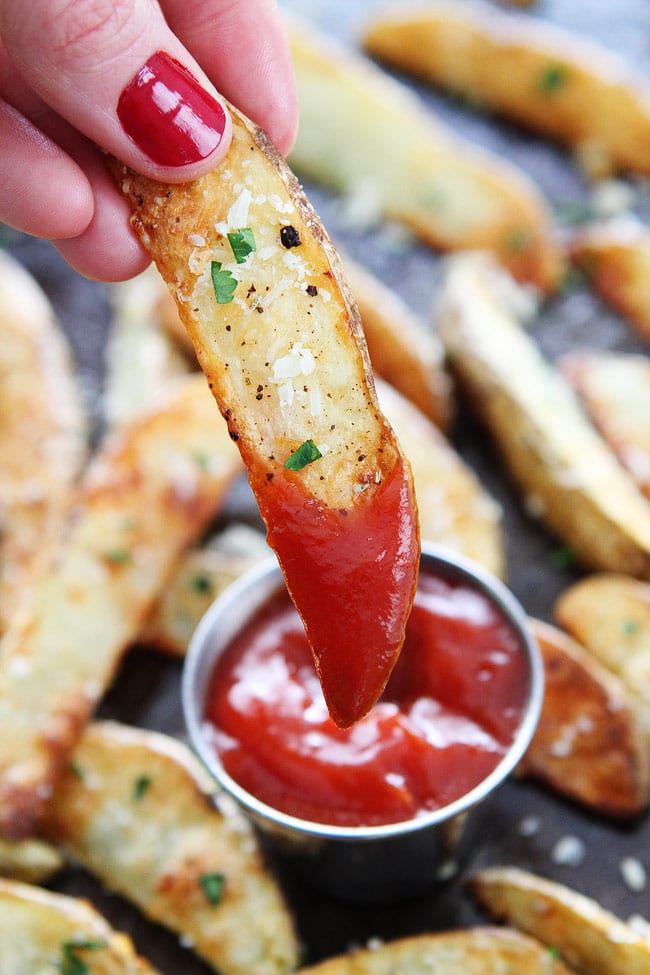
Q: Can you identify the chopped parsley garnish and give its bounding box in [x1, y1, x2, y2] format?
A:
[227, 228, 256, 264]
[69, 762, 84, 780]
[211, 261, 237, 304]
[280, 225, 301, 249]
[132, 774, 152, 802]
[284, 439, 322, 471]
[200, 871, 226, 905]
[548, 546, 575, 570]
[103, 548, 131, 566]
[57, 938, 105, 975]
[506, 228, 532, 252]
[546, 946, 561, 960]
[622, 619, 640, 635]
[190, 573, 213, 595]
[538, 64, 568, 95]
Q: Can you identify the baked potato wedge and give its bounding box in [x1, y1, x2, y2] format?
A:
[554, 573, 650, 743]
[472, 865, 650, 974]
[140, 523, 270, 655]
[562, 350, 650, 499]
[111, 98, 420, 730]
[364, 1, 650, 178]
[519, 620, 649, 817]
[569, 219, 650, 344]
[287, 19, 561, 292]
[0, 877, 159, 975]
[0, 375, 242, 837]
[436, 252, 650, 577]
[0, 837, 63, 884]
[297, 927, 573, 975]
[0, 251, 86, 633]
[45, 722, 299, 975]
[105, 266, 191, 428]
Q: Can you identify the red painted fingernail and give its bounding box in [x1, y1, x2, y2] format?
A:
[117, 51, 227, 167]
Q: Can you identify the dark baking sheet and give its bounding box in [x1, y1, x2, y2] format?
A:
[5, 0, 650, 969]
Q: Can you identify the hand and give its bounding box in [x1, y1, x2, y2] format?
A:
[0, 0, 297, 281]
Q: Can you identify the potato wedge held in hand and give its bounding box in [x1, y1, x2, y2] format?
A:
[297, 928, 574, 975]
[364, 1, 650, 178]
[45, 722, 299, 975]
[112, 102, 419, 729]
[0, 375, 242, 837]
[472, 866, 650, 975]
[0, 252, 86, 633]
[520, 620, 649, 817]
[437, 252, 650, 578]
[0, 878, 159, 974]
[562, 351, 650, 499]
[288, 20, 561, 292]
[569, 219, 650, 344]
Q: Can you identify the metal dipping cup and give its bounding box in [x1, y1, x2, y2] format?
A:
[182, 543, 544, 903]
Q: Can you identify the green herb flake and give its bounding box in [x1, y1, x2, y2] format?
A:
[284, 439, 322, 471]
[103, 548, 131, 566]
[622, 619, 640, 636]
[200, 871, 226, 905]
[193, 452, 211, 472]
[548, 546, 575, 570]
[546, 945, 561, 960]
[132, 774, 152, 802]
[506, 228, 532, 253]
[538, 64, 568, 95]
[190, 573, 214, 596]
[69, 762, 84, 780]
[227, 228, 256, 264]
[211, 261, 237, 304]
[57, 938, 105, 975]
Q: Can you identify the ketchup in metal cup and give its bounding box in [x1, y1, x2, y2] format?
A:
[204, 568, 529, 828]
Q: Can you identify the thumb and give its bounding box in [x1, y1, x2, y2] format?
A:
[0, 0, 232, 181]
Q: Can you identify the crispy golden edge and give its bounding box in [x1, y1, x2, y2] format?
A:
[472, 866, 650, 975]
[436, 252, 650, 579]
[569, 220, 650, 343]
[0, 252, 86, 634]
[109, 100, 404, 512]
[519, 620, 649, 817]
[45, 721, 299, 975]
[288, 18, 562, 293]
[364, 0, 650, 176]
[0, 376, 242, 838]
[0, 877, 160, 974]
[298, 927, 573, 975]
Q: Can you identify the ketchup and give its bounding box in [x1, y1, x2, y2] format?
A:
[205, 569, 529, 827]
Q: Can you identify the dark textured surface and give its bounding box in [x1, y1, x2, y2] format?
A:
[4, 0, 650, 970]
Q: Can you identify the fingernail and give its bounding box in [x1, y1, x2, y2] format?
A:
[117, 51, 227, 167]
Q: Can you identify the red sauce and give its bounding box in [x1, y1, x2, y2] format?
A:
[205, 569, 529, 827]
[250, 458, 419, 729]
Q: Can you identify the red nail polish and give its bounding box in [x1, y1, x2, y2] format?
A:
[117, 51, 227, 167]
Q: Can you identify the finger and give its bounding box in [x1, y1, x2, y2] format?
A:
[163, 0, 298, 155]
[0, 98, 93, 239]
[0, 0, 232, 182]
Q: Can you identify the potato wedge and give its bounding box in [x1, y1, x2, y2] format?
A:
[345, 259, 453, 429]
[519, 620, 649, 817]
[377, 379, 505, 577]
[554, 573, 650, 742]
[0, 375, 242, 837]
[364, 1, 650, 178]
[562, 351, 650, 499]
[436, 252, 650, 577]
[0, 877, 159, 975]
[0, 837, 63, 884]
[569, 219, 650, 344]
[140, 523, 271, 655]
[287, 19, 561, 292]
[105, 266, 191, 428]
[297, 927, 573, 975]
[0, 251, 86, 633]
[45, 722, 299, 975]
[472, 865, 650, 974]
[111, 99, 419, 730]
